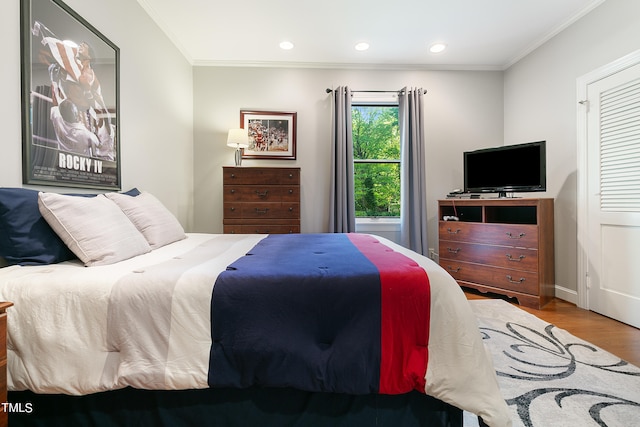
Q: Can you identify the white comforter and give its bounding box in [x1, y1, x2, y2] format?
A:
[0, 233, 511, 427]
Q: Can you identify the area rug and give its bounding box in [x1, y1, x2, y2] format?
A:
[466, 299, 640, 427]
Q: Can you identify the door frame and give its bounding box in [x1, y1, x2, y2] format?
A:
[576, 49, 640, 309]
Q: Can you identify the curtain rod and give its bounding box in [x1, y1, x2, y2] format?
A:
[325, 88, 427, 94]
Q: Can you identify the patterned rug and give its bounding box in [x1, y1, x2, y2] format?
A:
[466, 299, 640, 427]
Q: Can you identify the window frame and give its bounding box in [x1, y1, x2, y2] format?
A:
[351, 98, 401, 219]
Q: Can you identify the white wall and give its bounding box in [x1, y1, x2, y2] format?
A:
[0, 0, 194, 229]
[192, 67, 504, 252]
[504, 0, 640, 299]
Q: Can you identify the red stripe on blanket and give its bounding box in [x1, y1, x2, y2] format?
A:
[347, 234, 431, 394]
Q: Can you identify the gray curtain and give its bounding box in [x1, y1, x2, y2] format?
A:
[329, 86, 356, 233]
[399, 87, 428, 254]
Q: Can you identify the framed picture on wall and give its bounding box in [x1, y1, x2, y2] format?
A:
[20, 0, 121, 190]
[240, 110, 297, 160]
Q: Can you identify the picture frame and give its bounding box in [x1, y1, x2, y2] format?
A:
[240, 110, 297, 160]
[20, 0, 121, 190]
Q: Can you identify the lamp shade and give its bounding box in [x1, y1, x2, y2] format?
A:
[226, 128, 249, 148]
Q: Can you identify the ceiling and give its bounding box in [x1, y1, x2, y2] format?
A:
[137, 0, 605, 70]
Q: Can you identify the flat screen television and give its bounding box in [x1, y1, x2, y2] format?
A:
[463, 141, 546, 197]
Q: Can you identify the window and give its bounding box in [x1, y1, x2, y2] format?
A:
[352, 104, 400, 217]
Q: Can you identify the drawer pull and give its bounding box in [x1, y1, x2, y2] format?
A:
[447, 247, 461, 254]
[289, 173, 293, 178]
[230, 173, 235, 178]
[230, 207, 236, 212]
[447, 228, 461, 234]
[447, 266, 461, 273]
[506, 275, 526, 284]
[506, 232, 526, 239]
[288, 207, 294, 212]
[255, 190, 269, 198]
[255, 208, 270, 215]
[506, 254, 525, 262]
[230, 189, 236, 194]
[289, 189, 293, 194]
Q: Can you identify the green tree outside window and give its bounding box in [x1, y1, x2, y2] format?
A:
[352, 105, 400, 217]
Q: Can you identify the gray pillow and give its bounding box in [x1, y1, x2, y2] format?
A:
[38, 193, 151, 266]
[105, 191, 186, 249]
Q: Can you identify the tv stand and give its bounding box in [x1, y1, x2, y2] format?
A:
[438, 198, 555, 309]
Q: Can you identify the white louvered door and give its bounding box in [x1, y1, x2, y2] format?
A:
[586, 62, 640, 328]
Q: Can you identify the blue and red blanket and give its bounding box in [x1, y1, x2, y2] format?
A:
[208, 233, 431, 395]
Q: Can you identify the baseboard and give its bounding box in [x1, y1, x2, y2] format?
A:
[554, 285, 578, 305]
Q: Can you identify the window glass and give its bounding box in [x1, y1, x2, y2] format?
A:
[352, 105, 400, 217]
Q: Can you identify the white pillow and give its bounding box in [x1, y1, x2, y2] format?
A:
[38, 193, 151, 266]
[105, 191, 186, 249]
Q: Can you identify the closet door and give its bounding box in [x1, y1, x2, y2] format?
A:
[585, 62, 640, 328]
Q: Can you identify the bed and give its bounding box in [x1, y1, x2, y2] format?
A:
[0, 188, 511, 427]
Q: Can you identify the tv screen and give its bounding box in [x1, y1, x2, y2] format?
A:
[464, 141, 546, 196]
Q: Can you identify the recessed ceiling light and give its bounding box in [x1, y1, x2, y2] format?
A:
[279, 41, 294, 50]
[355, 42, 370, 51]
[429, 42, 447, 54]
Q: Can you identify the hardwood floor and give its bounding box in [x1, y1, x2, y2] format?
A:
[464, 289, 640, 367]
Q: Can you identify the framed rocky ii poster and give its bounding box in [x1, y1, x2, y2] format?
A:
[20, 0, 120, 190]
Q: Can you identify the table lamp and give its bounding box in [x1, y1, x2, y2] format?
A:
[227, 128, 249, 166]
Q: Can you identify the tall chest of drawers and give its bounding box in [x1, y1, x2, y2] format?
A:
[438, 198, 554, 309]
[223, 167, 300, 234]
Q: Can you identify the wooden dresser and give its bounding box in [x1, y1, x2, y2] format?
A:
[438, 198, 554, 308]
[0, 301, 12, 427]
[223, 167, 300, 234]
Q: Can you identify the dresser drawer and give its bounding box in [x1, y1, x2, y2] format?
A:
[225, 224, 300, 234]
[439, 221, 539, 249]
[440, 260, 539, 295]
[223, 167, 299, 185]
[224, 185, 299, 202]
[224, 202, 299, 219]
[439, 241, 538, 271]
